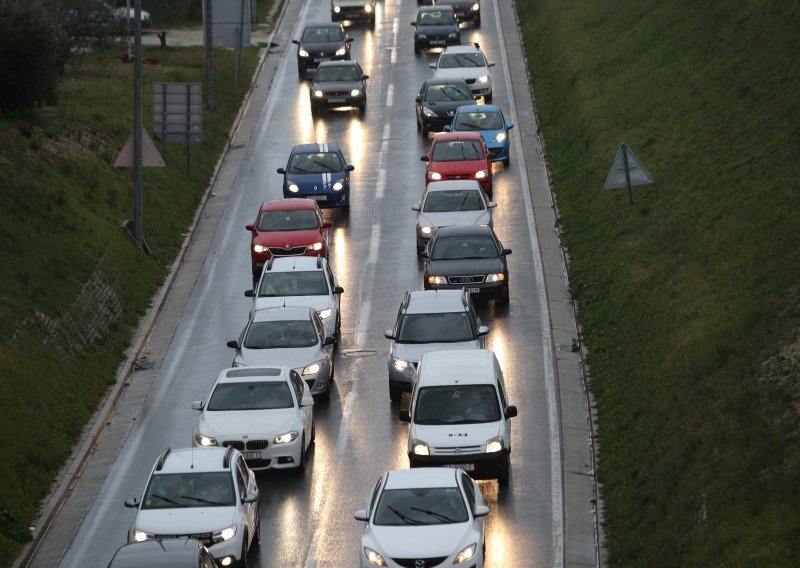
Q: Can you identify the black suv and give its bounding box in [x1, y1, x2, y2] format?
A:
[293, 23, 353, 78]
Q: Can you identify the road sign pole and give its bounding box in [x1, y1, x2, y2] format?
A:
[205, 0, 215, 111]
[622, 143, 634, 206]
[133, 0, 143, 247]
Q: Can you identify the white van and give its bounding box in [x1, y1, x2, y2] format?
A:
[399, 349, 517, 485]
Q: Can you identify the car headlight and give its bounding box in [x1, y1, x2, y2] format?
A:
[298, 48, 310, 57]
[211, 525, 237, 543]
[428, 171, 442, 181]
[448, 32, 458, 38]
[474, 169, 489, 179]
[195, 433, 218, 447]
[495, 131, 507, 143]
[364, 4, 373, 13]
[476, 75, 489, 84]
[288, 183, 300, 193]
[422, 106, 437, 118]
[364, 547, 387, 566]
[486, 435, 504, 453]
[303, 360, 325, 376]
[310, 241, 324, 251]
[411, 439, 430, 456]
[313, 90, 324, 97]
[427, 275, 447, 285]
[253, 244, 267, 253]
[471, 3, 480, 11]
[318, 308, 332, 319]
[420, 225, 433, 235]
[333, 6, 341, 13]
[274, 431, 300, 444]
[332, 180, 344, 191]
[392, 357, 414, 374]
[350, 88, 361, 97]
[455, 543, 478, 564]
[335, 46, 346, 56]
[486, 273, 505, 282]
[133, 529, 153, 542]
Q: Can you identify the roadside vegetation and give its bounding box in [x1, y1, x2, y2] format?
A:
[516, 0, 800, 564]
[0, 3, 264, 564]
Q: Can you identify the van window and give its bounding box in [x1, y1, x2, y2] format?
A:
[414, 385, 500, 424]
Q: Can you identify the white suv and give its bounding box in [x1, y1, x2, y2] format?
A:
[124, 446, 260, 567]
[245, 256, 343, 342]
[430, 43, 495, 102]
[399, 349, 517, 485]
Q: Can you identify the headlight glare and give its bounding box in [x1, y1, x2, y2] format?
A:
[211, 525, 237, 543]
[313, 90, 324, 97]
[253, 244, 267, 253]
[332, 181, 344, 191]
[288, 183, 300, 193]
[298, 48, 309, 57]
[486, 436, 504, 453]
[364, 4, 373, 13]
[133, 529, 152, 542]
[364, 547, 387, 566]
[412, 439, 430, 455]
[333, 6, 341, 13]
[474, 169, 488, 179]
[477, 75, 489, 84]
[335, 46, 346, 56]
[318, 308, 332, 319]
[392, 357, 411, 373]
[429, 171, 442, 181]
[303, 361, 324, 375]
[420, 226, 433, 235]
[194, 434, 218, 447]
[310, 242, 323, 251]
[422, 106, 437, 118]
[274, 431, 299, 444]
[495, 132, 507, 143]
[350, 88, 361, 97]
[455, 543, 477, 564]
[486, 273, 505, 282]
[471, 3, 480, 11]
[427, 275, 447, 285]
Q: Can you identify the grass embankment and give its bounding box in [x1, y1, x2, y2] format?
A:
[516, 0, 800, 564]
[0, 44, 259, 564]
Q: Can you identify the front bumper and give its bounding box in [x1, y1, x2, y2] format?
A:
[284, 189, 349, 208]
[303, 365, 331, 396]
[409, 449, 509, 480]
[486, 141, 510, 162]
[388, 359, 416, 392]
[423, 278, 507, 300]
[311, 93, 366, 109]
[415, 34, 460, 50]
[331, 7, 375, 22]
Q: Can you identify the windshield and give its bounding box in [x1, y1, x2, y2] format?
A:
[142, 472, 235, 509]
[302, 26, 344, 43]
[414, 384, 501, 424]
[431, 140, 484, 162]
[258, 210, 319, 231]
[208, 381, 294, 411]
[431, 235, 498, 260]
[244, 320, 318, 349]
[454, 111, 503, 131]
[425, 83, 472, 102]
[288, 152, 343, 174]
[373, 487, 468, 525]
[397, 312, 475, 343]
[418, 10, 457, 25]
[423, 190, 484, 212]
[438, 52, 486, 69]
[314, 65, 360, 82]
[258, 271, 328, 297]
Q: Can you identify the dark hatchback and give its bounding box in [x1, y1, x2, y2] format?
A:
[411, 6, 461, 54]
[293, 23, 353, 78]
[422, 225, 511, 304]
[310, 60, 369, 115]
[415, 78, 474, 137]
[434, 0, 481, 26]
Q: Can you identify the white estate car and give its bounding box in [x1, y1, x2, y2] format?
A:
[227, 307, 335, 399]
[245, 256, 343, 342]
[399, 349, 518, 485]
[412, 180, 496, 254]
[124, 446, 260, 567]
[193, 366, 315, 472]
[430, 44, 495, 102]
[354, 468, 488, 568]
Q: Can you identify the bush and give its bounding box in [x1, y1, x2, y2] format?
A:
[0, 0, 68, 113]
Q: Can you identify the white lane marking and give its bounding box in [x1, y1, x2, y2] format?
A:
[493, 0, 565, 566]
[334, 393, 356, 455]
[386, 84, 394, 107]
[367, 223, 381, 265]
[304, 530, 320, 568]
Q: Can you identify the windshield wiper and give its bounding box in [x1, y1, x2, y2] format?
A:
[414, 418, 452, 425]
[150, 493, 183, 506]
[457, 121, 483, 130]
[179, 495, 226, 506]
[388, 506, 424, 525]
[410, 506, 458, 524]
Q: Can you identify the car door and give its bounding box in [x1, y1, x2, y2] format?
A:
[324, 262, 341, 319]
[291, 371, 313, 441]
[236, 457, 258, 544]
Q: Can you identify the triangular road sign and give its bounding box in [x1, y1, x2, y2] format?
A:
[114, 128, 165, 168]
[604, 143, 654, 189]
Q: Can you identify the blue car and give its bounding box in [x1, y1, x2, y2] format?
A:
[277, 143, 355, 208]
[447, 104, 514, 165]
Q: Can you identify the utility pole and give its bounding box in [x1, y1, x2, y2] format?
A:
[133, 0, 143, 247]
[205, 0, 215, 111]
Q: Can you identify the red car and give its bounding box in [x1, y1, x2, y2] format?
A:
[421, 131, 493, 195]
[246, 199, 331, 280]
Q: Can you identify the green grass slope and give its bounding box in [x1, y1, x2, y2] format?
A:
[516, 0, 800, 564]
[0, 46, 258, 565]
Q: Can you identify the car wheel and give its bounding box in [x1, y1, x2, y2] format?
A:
[253, 507, 261, 547]
[476, 16, 481, 27]
[239, 538, 248, 568]
[503, 155, 510, 167]
[498, 284, 510, 305]
[299, 435, 307, 471]
[485, 92, 493, 103]
[358, 102, 366, 117]
[414, 42, 420, 55]
[310, 420, 316, 444]
[498, 456, 511, 487]
[390, 386, 402, 403]
[416, 241, 424, 255]
[421, 124, 429, 138]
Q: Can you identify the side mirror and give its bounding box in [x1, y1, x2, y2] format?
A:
[488, 201, 497, 208]
[410, 22, 417, 27]
[420, 251, 429, 259]
[191, 401, 203, 411]
[292, 39, 299, 45]
[505, 405, 518, 419]
[334, 286, 344, 294]
[415, 96, 421, 103]
[226, 340, 239, 349]
[488, 62, 496, 67]
[243, 492, 258, 504]
[502, 248, 512, 255]
[411, 204, 420, 211]
[346, 164, 355, 172]
[429, 63, 437, 69]
[245, 223, 254, 232]
[507, 123, 514, 130]
[443, 125, 451, 132]
[420, 156, 429, 162]
[474, 505, 490, 518]
[384, 329, 395, 339]
[362, 74, 369, 80]
[345, 37, 354, 44]
[353, 509, 369, 521]
[323, 220, 332, 228]
[301, 392, 314, 407]
[324, 336, 336, 346]
[124, 498, 139, 508]
[477, 325, 489, 336]
[399, 409, 411, 422]
[244, 289, 255, 298]
[277, 167, 286, 174]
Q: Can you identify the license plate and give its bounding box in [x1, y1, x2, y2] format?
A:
[243, 451, 261, 460]
[314, 57, 328, 63]
[466, 287, 480, 294]
[328, 97, 346, 103]
[442, 463, 475, 471]
[430, 40, 445, 45]
[309, 195, 327, 201]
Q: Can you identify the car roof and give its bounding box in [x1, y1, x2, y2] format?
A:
[265, 256, 327, 272]
[290, 142, 342, 154]
[216, 366, 288, 384]
[418, 5, 455, 13]
[251, 306, 316, 322]
[317, 60, 359, 68]
[303, 23, 343, 30]
[260, 198, 319, 212]
[108, 539, 207, 567]
[157, 447, 232, 474]
[455, 104, 502, 114]
[432, 131, 484, 142]
[418, 349, 497, 386]
[434, 224, 494, 238]
[425, 180, 482, 192]
[404, 289, 468, 314]
[441, 44, 483, 55]
[383, 467, 459, 490]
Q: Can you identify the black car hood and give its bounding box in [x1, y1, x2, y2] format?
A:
[300, 41, 345, 56]
[426, 256, 504, 276]
[421, 99, 474, 117]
